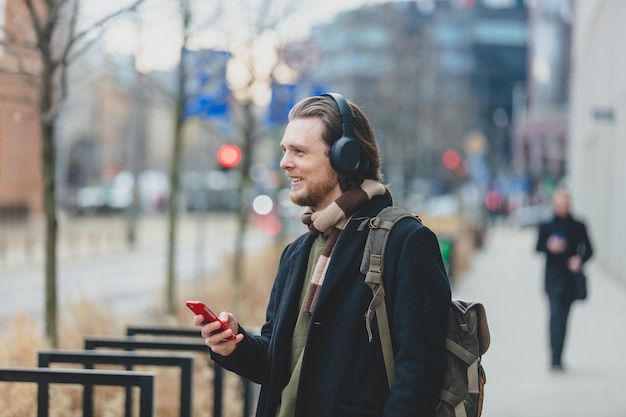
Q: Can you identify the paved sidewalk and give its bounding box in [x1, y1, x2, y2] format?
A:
[453, 225, 626, 417]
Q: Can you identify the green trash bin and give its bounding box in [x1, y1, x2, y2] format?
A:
[438, 236, 454, 278]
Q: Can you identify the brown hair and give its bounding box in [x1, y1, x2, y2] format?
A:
[288, 95, 383, 190]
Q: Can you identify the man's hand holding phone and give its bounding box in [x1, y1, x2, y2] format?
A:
[186, 301, 243, 356]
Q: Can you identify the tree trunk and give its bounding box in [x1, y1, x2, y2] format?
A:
[40, 59, 58, 347]
[166, 120, 183, 316]
[165, 51, 186, 317]
[232, 100, 254, 307]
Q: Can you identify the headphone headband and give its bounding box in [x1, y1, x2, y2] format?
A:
[322, 93, 355, 139]
[321, 92, 360, 174]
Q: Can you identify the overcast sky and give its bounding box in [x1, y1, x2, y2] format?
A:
[78, 0, 391, 71]
[81, 0, 523, 71]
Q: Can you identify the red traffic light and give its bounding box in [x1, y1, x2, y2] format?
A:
[217, 145, 242, 168]
[441, 149, 462, 171]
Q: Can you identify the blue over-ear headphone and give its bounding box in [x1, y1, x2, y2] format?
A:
[322, 93, 361, 174]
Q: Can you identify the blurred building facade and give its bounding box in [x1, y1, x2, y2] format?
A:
[307, 0, 528, 203]
[569, 0, 626, 284]
[2, 0, 235, 218]
[54, 48, 173, 213]
[511, 0, 571, 201]
[0, 0, 42, 219]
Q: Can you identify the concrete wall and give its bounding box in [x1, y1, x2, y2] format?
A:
[569, 0, 626, 284]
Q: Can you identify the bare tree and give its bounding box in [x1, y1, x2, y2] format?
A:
[218, 0, 301, 307]
[164, 0, 191, 317]
[0, 0, 146, 347]
[159, 0, 301, 313]
[162, 0, 228, 316]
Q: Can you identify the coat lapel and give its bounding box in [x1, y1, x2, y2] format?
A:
[275, 233, 315, 334]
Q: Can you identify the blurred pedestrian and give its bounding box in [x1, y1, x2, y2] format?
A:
[193, 93, 451, 416]
[536, 188, 593, 371]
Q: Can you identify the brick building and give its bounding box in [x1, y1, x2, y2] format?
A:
[0, 0, 42, 219]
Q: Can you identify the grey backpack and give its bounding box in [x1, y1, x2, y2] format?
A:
[359, 206, 491, 417]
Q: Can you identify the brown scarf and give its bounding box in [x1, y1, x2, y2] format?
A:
[301, 180, 392, 315]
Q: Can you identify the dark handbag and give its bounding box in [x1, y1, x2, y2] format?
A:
[573, 272, 588, 301]
[573, 242, 589, 301]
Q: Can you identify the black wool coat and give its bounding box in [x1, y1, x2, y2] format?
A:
[536, 214, 593, 298]
[212, 196, 451, 417]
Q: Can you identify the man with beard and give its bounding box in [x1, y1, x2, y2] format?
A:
[193, 93, 451, 417]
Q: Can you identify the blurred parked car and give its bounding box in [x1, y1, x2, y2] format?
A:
[182, 170, 240, 212]
[71, 170, 169, 215]
[508, 203, 552, 228]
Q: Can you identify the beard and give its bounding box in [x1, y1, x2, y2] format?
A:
[290, 173, 338, 208]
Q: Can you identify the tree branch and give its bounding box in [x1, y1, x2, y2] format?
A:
[189, 2, 223, 37]
[22, 0, 44, 44]
[0, 26, 38, 50]
[67, 0, 147, 55]
[57, 0, 80, 104]
[65, 29, 103, 66]
[0, 43, 39, 78]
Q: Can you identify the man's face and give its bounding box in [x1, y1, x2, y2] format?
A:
[279, 117, 342, 211]
[552, 190, 570, 218]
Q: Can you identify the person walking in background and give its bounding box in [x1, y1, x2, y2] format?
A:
[536, 188, 593, 371]
[193, 93, 451, 417]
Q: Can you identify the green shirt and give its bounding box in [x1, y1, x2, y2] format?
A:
[276, 234, 327, 417]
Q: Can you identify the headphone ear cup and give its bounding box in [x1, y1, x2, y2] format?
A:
[330, 135, 361, 174]
[322, 92, 361, 174]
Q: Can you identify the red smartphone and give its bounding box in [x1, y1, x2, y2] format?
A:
[185, 301, 234, 339]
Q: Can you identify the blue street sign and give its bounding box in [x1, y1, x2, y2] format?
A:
[183, 49, 231, 119]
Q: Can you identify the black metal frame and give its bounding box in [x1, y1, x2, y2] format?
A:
[38, 349, 193, 417]
[127, 325, 200, 338]
[0, 367, 154, 417]
[85, 335, 209, 352]
[85, 335, 241, 416]
[125, 325, 258, 417]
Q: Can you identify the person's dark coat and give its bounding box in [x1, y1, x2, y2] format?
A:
[536, 214, 593, 298]
[211, 196, 451, 417]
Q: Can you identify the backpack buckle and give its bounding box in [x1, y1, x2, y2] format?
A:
[369, 217, 382, 229]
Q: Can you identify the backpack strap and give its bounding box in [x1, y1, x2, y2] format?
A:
[446, 339, 480, 394]
[359, 206, 421, 387]
[439, 390, 468, 417]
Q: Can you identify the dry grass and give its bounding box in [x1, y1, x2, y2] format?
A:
[0, 314, 49, 417]
[0, 241, 285, 417]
